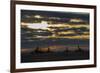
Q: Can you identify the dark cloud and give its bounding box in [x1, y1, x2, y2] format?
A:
[71, 27, 89, 33]
[49, 27, 89, 33]
[21, 10, 89, 23]
[58, 34, 78, 36]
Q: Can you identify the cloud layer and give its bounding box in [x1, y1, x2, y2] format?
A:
[21, 10, 89, 39]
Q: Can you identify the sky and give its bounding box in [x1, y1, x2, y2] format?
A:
[21, 10, 90, 40]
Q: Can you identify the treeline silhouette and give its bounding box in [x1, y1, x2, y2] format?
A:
[33, 45, 85, 53]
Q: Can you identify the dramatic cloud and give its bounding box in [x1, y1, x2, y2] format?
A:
[21, 10, 89, 39]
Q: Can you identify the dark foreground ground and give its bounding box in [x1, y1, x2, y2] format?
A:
[21, 50, 89, 63]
